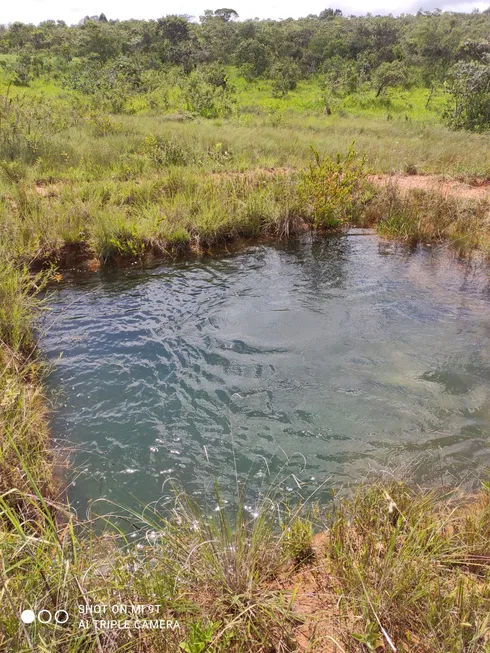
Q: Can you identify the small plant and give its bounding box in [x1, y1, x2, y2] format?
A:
[140, 133, 191, 167]
[266, 102, 284, 127]
[207, 141, 233, 166]
[85, 109, 120, 136]
[282, 516, 314, 564]
[0, 92, 69, 163]
[180, 621, 221, 653]
[352, 620, 384, 651]
[299, 145, 369, 227]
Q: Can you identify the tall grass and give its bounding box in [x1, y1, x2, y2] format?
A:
[2, 468, 490, 651]
[324, 481, 490, 651]
[0, 264, 53, 511]
[368, 183, 490, 256]
[0, 472, 299, 652]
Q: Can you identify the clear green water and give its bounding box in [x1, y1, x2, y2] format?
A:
[41, 233, 490, 518]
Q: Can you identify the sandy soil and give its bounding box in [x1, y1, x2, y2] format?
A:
[369, 173, 490, 201]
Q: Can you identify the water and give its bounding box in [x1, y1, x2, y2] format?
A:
[41, 233, 490, 517]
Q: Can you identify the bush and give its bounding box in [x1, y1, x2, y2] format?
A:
[373, 61, 409, 97]
[444, 57, 490, 132]
[85, 109, 120, 136]
[282, 516, 314, 564]
[266, 102, 284, 126]
[299, 145, 369, 227]
[140, 133, 192, 167]
[182, 69, 236, 118]
[271, 62, 300, 98]
[3, 53, 33, 86]
[322, 57, 362, 97]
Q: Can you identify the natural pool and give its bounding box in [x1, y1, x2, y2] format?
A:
[41, 232, 490, 518]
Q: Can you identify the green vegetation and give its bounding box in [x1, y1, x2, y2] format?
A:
[2, 468, 490, 650]
[444, 40, 490, 131]
[1, 7, 490, 651]
[371, 184, 490, 255]
[298, 146, 369, 227]
[0, 264, 53, 512]
[325, 482, 490, 651]
[1, 8, 490, 129]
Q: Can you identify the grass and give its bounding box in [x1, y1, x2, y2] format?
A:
[0, 75, 489, 269]
[0, 75, 489, 271]
[303, 480, 490, 651]
[368, 183, 490, 257]
[2, 156, 489, 269]
[0, 264, 54, 513]
[24, 113, 490, 178]
[2, 470, 490, 651]
[335, 483, 490, 651]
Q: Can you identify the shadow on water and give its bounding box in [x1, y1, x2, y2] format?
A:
[40, 233, 490, 519]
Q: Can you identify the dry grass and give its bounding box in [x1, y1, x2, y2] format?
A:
[2, 478, 490, 652]
[366, 182, 490, 256]
[280, 482, 490, 652]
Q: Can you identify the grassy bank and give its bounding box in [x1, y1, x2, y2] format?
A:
[2, 473, 490, 651]
[0, 264, 53, 510]
[1, 85, 489, 268]
[1, 143, 490, 269]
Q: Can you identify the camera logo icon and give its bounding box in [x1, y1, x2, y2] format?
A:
[21, 609, 69, 624]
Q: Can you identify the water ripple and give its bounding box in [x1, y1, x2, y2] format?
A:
[41, 237, 490, 513]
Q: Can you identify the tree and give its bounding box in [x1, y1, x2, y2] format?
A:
[444, 41, 490, 131]
[183, 68, 235, 117]
[234, 39, 270, 78]
[271, 61, 299, 97]
[319, 8, 343, 20]
[373, 60, 408, 96]
[157, 16, 190, 46]
[214, 8, 239, 22]
[3, 53, 32, 85]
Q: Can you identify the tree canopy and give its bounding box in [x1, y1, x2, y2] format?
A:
[1, 8, 489, 129]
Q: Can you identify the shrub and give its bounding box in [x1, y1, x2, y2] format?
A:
[266, 102, 284, 126]
[444, 57, 490, 132]
[183, 69, 236, 119]
[271, 62, 300, 98]
[85, 109, 120, 136]
[298, 145, 369, 227]
[0, 92, 69, 163]
[140, 133, 192, 167]
[3, 53, 33, 86]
